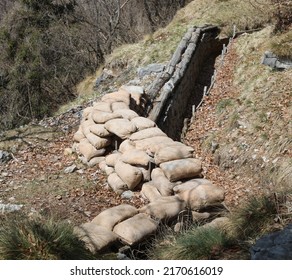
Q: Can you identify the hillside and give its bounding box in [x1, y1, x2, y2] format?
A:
[0, 0, 291, 259]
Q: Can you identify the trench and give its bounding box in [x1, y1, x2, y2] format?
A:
[147, 26, 229, 140]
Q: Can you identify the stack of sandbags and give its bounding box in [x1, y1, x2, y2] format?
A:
[73, 87, 147, 166]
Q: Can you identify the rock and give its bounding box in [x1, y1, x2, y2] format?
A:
[94, 68, 115, 88]
[250, 224, 292, 260]
[0, 203, 23, 213]
[0, 150, 12, 164]
[64, 147, 73, 156]
[121, 190, 134, 200]
[137, 63, 166, 78]
[64, 164, 78, 174]
[262, 51, 292, 70]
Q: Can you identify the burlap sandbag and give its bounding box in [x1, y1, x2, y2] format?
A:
[92, 110, 122, 124]
[141, 182, 162, 202]
[73, 129, 85, 142]
[93, 101, 112, 113]
[111, 101, 129, 111]
[114, 109, 139, 120]
[151, 168, 176, 196]
[81, 119, 96, 136]
[121, 149, 151, 167]
[86, 132, 111, 149]
[78, 139, 106, 161]
[138, 166, 151, 182]
[154, 145, 194, 165]
[101, 90, 130, 106]
[173, 178, 214, 193]
[139, 196, 186, 221]
[107, 172, 128, 194]
[160, 158, 202, 182]
[113, 213, 158, 245]
[92, 204, 138, 230]
[131, 117, 156, 131]
[120, 85, 144, 105]
[114, 160, 142, 190]
[82, 106, 94, 120]
[134, 136, 174, 154]
[105, 119, 137, 140]
[87, 156, 105, 167]
[105, 152, 122, 167]
[90, 124, 112, 137]
[176, 184, 225, 210]
[130, 127, 166, 141]
[98, 160, 107, 172]
[118, 139, 136, 153]
[74, 223, 118, 254]
[104, 165, 115, 176]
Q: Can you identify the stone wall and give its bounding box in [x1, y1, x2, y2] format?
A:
[147, 25, 228, 140]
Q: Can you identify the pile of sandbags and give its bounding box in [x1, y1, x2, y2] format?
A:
[73, 86, 148, 166]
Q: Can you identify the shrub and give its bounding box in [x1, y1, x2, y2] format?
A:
[0, 215, 95, 260]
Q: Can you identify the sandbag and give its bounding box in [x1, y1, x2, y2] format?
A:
[141, 182, 161, 202]
[86, 132, 111, 149]
[173, 178, 214, 193]
[87, 156, 105, 167]
[74, 223, 118, 254]
[176, 184, 225, 210]
[151, 168, 176, 196]
[119, 139, 136, 153]
[107, 172, 128, 194]
[138, 166, 151, 182]
[81, 119, 96, 136]
[111, 101, 129, 111]
[101, 90, 130, 106]
[121, 149, 151, 167]
[105, 119, 137, 140]
[82, 106, 94, 120]
[154, 145, 194, 165]
[98, 160, 107, 172]
[90, 124, 112, 137]
[115, 160, 143, 190]
[134, 136, 174, 154]
[114, 109, 139, 120]
[130, 127, 166, 141]
[78, 139, 106, 161]
[160, 158, 202, 182]
[93, 101, 112, 113]
[139, 196, 186, 221]
[92, 110, 122, 124]
[113, 213, 158, 245]
[105, 152, 122, 167]
[73, 129, 85, 142]
[92, 204, 138, 230]
[104, 165, 115, 176]
[131, 117, 156, 131]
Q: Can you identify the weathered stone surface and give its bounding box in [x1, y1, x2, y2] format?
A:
[137, 63, 166, 78]
[251, 224, 292, 260]
[113, 213, 158, 245]
[262, 51, 292, 70]
[92, 204, 138, 230]
[0, 150, 12, 164]
[74, 223, 118, 254]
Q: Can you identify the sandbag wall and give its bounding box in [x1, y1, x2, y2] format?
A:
[73, 87, 226, 254]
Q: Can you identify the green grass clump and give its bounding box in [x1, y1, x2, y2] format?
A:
[0, 215, 95, 260]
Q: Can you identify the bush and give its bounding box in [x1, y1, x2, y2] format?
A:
[0, 215, 95, 260]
